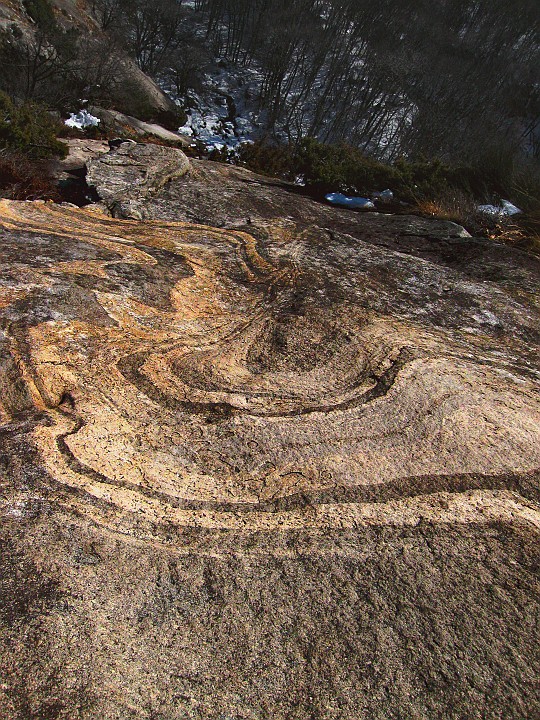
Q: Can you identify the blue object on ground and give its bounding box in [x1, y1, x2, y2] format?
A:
[325, 193, 375, 209]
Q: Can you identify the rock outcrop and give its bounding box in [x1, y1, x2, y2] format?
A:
[0, 147, 539, 719]
[88, 107, 191, 147]
[86, 142, 190, 217]
[48, 138, 111, 182]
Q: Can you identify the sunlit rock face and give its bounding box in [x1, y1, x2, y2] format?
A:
[0, 151, 539, 719]
[86, 142, 191, 218]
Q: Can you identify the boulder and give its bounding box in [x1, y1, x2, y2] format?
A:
[89, 106, 192, 147]
[48, 138, 111, 181]
[86, 142, 190, 216]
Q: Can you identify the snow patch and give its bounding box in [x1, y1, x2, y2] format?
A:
[65, 110, 100, 130]
[372, 189, 394, 201]
[478, 199, 522, 216]
[165, 60, 266, 153]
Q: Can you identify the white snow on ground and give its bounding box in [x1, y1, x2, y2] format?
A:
[65, 110, 100, 130]
[325, 193, 376, 209]
[501, 200, 523, 215]
[478, 199, 523, 216]
[170, 62, 265, 153]
[478, 205, 503, 215]
[161, 9, 409, 157]
[372, 189, 394, 200]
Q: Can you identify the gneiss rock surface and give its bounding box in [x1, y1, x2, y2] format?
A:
[0, 147, 539, 719]
[86, 142, 191, 217]
[49, 138, 111, 181]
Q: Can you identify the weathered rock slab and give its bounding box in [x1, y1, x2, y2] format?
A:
[49, 138, 111, 180]
[86, 142, 190, 216]
[89, 106, 192, 146]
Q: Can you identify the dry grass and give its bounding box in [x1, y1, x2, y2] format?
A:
[513, 210, 540, 255]
[415, 191, 480, 229]
[416, 191, 540, 255]
[0, 152, 60, 201]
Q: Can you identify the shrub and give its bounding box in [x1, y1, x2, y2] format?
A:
[414, 190, 483, 229]
[510, 159, 540, 217]
[0, 151, 60, 201]
[239, 138, 484, 202]
[0, 92, 67, 159]
[23, 0, 56, 28]
[238, 141, 298, 179]
[295, 138, 402, 196]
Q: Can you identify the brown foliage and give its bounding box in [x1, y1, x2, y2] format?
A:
[0, 152, 60, 201]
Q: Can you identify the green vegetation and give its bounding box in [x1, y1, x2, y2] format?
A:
[0, 91, 66, 201]
[239, 138, 490, 202]
[296, 138, 402, 196]
[22, 0, 56, 28]
[0, 92, 67, 159]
